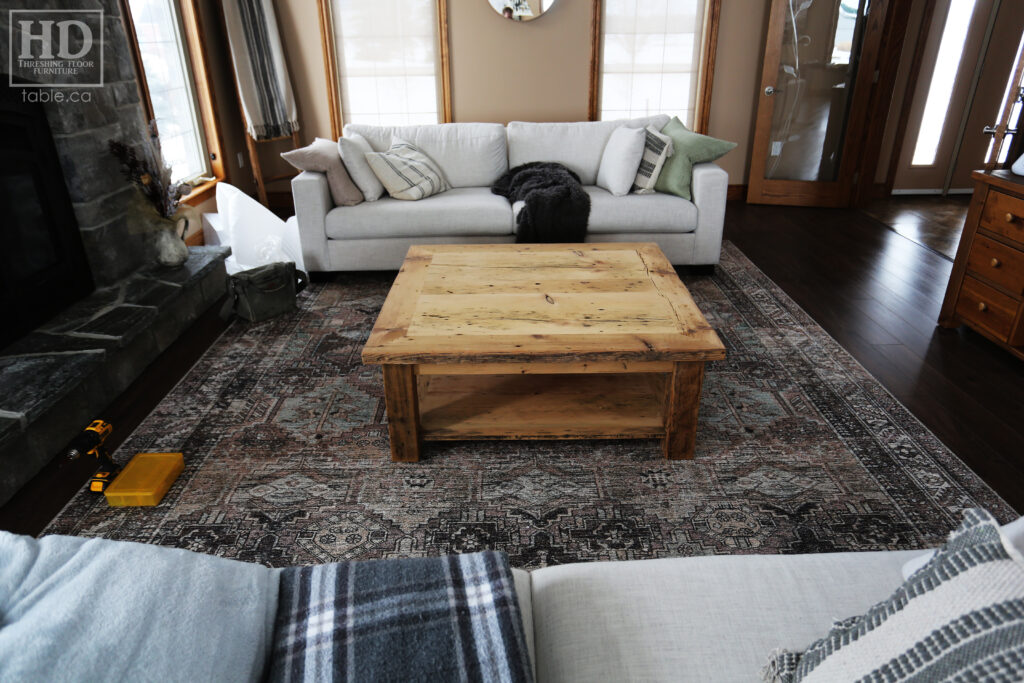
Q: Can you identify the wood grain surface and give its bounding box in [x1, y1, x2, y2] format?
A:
[362, 243, 726, 365]
[418, 373, 666, 440]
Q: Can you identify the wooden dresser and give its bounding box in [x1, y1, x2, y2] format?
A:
[939, 170, 1024, 360]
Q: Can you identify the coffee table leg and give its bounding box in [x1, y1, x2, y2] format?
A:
[663, 362, 705, 460]
[383, 365, 421, 462]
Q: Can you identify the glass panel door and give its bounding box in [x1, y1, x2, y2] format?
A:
[747, 0, 877, 206]
[765, 0, 866, 182]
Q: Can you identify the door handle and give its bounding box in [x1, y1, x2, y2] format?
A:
[984, 125, 1018, 136]
[765, 86, 777, 96]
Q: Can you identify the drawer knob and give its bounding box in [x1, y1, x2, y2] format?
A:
[991, 257, 1001, 268]
[1006, 212, 1017, 223]
[978, 302, 988, 312]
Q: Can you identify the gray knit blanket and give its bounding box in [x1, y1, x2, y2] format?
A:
[268, 551, 533, 682]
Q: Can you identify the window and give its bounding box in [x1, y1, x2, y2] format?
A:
[124, 0, 221, 191]
[987, 33, 1024, 165]
[598, 0, 710, 127]
[330, 0, 443, 127]
[911, 0, 979, 166]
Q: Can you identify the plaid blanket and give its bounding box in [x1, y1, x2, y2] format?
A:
[268, 551, 532, 682]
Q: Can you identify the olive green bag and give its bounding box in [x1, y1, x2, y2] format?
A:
[220, 262, 308, 322]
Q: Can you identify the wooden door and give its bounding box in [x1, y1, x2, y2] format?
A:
[747, 0, 886, 206]
[891, 0, 1000, 192]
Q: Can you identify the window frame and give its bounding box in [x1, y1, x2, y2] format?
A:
[120, 0, 225, 206]
[317, 0, 452, 137]
[588, 0, 722, 134]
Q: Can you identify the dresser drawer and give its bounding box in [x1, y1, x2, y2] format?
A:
[956, 276, 1019, 341]
[980, 189, 1024, 246]
[966, 234, 1024, 296]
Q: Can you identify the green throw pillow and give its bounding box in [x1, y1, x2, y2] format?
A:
[653, 117, 736, 200]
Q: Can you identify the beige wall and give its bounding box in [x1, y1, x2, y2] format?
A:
[195, 0, 257, 198]
[274, 0, 332, 142]
[448, 0, 594, 123]
[252, 0, 772, 194]
[707, 1, 770, 186]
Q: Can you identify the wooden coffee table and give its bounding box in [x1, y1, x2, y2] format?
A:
[360, 243, 725, 462]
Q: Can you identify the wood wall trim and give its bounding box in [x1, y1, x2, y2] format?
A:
[852, 0, 914, 205]
[437, 0, 453, 123]
[317, 0, 343, 138]
[885, 0, 937, 193]
[180, 0, 225, 192]
[726, 184, 747, 201]
[694, 0, 722, 134]
[588, 0, 602, 121]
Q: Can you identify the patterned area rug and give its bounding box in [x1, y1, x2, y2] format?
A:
[46, 242, 1014, 567]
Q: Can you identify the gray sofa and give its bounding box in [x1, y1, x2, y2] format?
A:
[0, 527, 939, 682]
[291, 117, 729, 272]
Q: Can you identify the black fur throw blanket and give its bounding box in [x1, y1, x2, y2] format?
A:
[491, 162, 590, 243]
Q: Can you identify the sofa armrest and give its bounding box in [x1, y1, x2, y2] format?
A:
[690, 163, 729, 265]
[291, 171, 332, 272]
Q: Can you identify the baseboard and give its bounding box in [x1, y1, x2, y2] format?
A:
[727, 184, 747, 201]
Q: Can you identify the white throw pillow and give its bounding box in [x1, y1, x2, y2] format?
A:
[596, 126, 646, 196]
[632, 125, 675, 195]
[338, 133, 385, 201]
[901, 514, 1024, 579]
[364, 138, 450, 201]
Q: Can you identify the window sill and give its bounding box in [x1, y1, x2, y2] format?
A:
[182, 178, 220, 207]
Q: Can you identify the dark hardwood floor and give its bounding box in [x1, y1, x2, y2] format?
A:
[725, 202, 1024, 512]
[860, 195, 971, 261]
[2, 202, 1021, 537]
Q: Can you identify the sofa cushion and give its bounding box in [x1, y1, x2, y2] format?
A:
[344, 122, 508, 189]
[280, 137, 363, 206]
[0, 531, 279, 683]
[339, 133, 386, 201]
[655, 117, 737, 201]
[597, 126, 646, 196]
[326, 187, 513, 240]
[584, 186, 697, 234]
[764, 509, 1024, 683]
[633, 126, 675, 195]
[365, 138, 450, 201]
[507, 115, 669, 185]
[529, 549, 919, 683]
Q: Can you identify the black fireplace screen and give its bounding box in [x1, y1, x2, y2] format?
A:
[1, 83, 94, 348]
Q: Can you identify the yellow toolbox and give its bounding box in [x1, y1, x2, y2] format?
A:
[103, 452, 184, 507]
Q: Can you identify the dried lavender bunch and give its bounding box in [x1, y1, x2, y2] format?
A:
[109, 121, 192, 219]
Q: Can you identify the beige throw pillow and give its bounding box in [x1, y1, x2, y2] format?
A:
[364, 138, 450, 201]
[632, 126, 675, 195]
[338, 133, 385, 201]
[281, 138, 363, 206]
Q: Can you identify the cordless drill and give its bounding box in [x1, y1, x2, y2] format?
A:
[67, 420, 121, 493]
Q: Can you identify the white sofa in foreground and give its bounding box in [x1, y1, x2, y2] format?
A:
[292, 116, 728, 272]
[0, 528, 985, 682]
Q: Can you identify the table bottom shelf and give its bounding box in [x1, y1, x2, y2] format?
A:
[417, 373, 667, 440]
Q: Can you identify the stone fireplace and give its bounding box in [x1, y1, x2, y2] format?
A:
[0, 1, 229, 505]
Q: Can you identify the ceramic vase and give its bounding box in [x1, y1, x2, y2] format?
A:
[154, 216, 189, 267]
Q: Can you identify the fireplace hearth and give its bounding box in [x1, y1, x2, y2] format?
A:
[0, 2, 230, 506]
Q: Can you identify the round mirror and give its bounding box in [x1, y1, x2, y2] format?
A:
[488, 0, 556, 22]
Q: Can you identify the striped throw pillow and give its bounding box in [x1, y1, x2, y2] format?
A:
[631, 125, 674, 195]
[364, 138, 450, 201]
[763, 508, 1024, 682]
